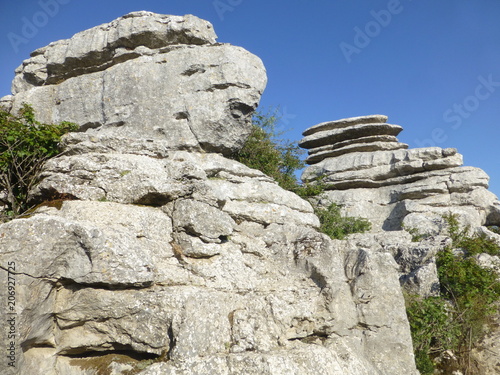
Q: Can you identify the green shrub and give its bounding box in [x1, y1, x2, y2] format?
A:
[232, 108, 304, 192]
[406, 295, 461, 374]
[232, 107, 330, 197]
[401, 224, 431, 242]
[294, 177, 327, 198]
[234, 108, 371, 239]
[315, 203, 371, 240]
[443, 213, 500, 256]
[0, 103, 77, 219]
[406, 213, 500, 374]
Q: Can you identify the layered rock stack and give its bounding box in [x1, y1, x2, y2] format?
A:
[300, 114, 408, 165]
[301, 115, 500, 232]
[0, 13, 418, 375]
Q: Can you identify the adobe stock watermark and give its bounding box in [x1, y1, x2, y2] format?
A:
[213, 0, 243, 21]
[7, 0, 72, 54]
[277, 106, 296, 126]
[272, 106, 297, 135]
[415, 74, 500, 148]
[340, 0, 411, 63]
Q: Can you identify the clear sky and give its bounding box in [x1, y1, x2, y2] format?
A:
[1, 0, 499, 196]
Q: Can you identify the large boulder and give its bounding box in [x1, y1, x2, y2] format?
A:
[0, 149, 418, 375]
[4, 11, 267, 155]
[0, 13, 419, 375]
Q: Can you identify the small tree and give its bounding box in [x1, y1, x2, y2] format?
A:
[232, 108, 304, 191]
[0, 104, 77, 219]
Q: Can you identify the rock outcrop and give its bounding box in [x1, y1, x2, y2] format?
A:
[301, 115, 500, 373]
[2, 11, 266, 155]
[301, 115, 500, 233]
[0, 13, 419, 375]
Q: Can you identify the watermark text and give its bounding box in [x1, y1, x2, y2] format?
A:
[5, 261, 17, 368]
[8, 0, 72, 53]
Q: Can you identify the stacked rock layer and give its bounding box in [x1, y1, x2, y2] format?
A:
[0, 13, 418, 375]
[301, 115, 500, 232]
[300, 115, 408, 165]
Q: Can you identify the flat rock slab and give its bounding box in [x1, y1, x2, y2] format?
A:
[12, 11, 218, 93]
[302, 115, 388, 136]
[299, 123, 403, 149]
[302, 147, 464, 185]
[306, 141, 408, 165]
[308, 135, 400, 156]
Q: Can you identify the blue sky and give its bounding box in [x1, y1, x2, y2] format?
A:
[1, 0, 499, 196]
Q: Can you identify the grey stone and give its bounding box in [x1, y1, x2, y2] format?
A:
[0, 94, 12, 112]
[0, 201, 177, 286]
[0, 195, 419, 375]
[172, 199, 235, 242]
[10, 42, 267, 155]
[12, 12, 218, 93]
[302, 148, 464, 188]
[299, 123, 402, 149]
[469, 240, 500, 375]
[470, 301, 500, 375]
[302, 115, 389, 136]
[0, 14, 426, 375]
[30, 152, 200, 204]
[307, 134, 400, 155]
[306, 141, 408, 164]
[317, 167, 499, 232]
[341, 239, 418, 374]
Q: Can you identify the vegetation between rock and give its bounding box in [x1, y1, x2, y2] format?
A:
[231, 108, 305, 192]
[314, 203, 372, 240]
[0, 104, 77, 221]
[233, 108, 372, 239]
[406, 213, 500, 374]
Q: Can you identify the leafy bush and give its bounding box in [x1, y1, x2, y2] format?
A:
[294, 177, 327, 198]
[0, 104, 77, 219]
[233, 108, 371, 239]
[401, 224, 431, 242]
[406, 295, 461, 374]
[232, 108, 304, 191]
[315, 203, 371, 240]
[443, 212, 500, 256]
[406, 213, 500, 374]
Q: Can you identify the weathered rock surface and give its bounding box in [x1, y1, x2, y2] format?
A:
[299, 123, 403, 151]
[306, 140, 408, 165]
[470, 301, 500, 375]
[302, 115, 389, 136]
[4, 11, 267, 155]
[0, 13, 419, 375]
[302, 115, 500, 373]
[470, 246, 500, 375]
[0, 156, 417, 374]
[11, 11, 217, 93]
[300, 115, 408, 165]
[301, 115, 500, 233]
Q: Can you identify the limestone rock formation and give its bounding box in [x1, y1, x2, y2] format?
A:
[299, 115, 408, 165]
[2, 11, 267, 155]
[301, 115, 500, 233]
[0, 13, 419, 375]
[301, 115, 500, 373]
